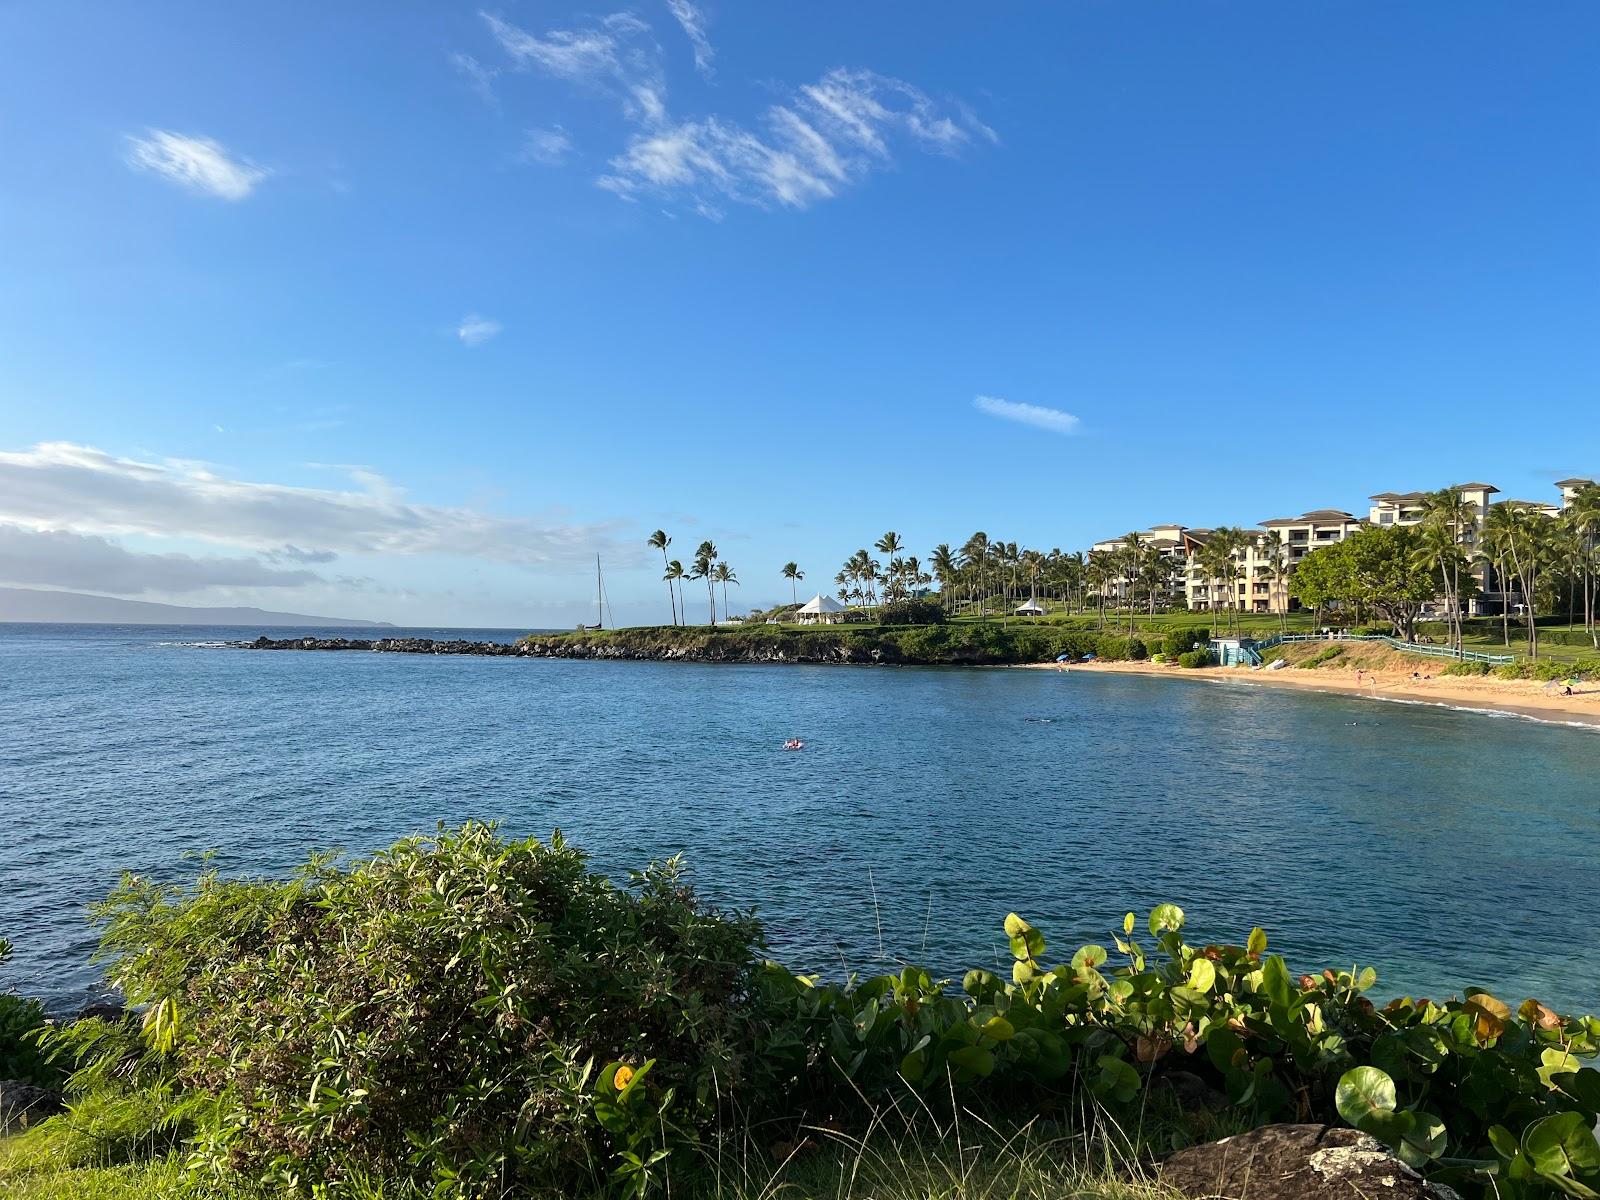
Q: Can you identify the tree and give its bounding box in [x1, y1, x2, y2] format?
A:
[960, 532, 990, 618]
[648, 530, 676, 625]
[781, 561, 804, 608]
[1086, 549, 1113, 625]
[1418, 488, 1476, 651]
[663, 559, 686, 627]
[875, 532, 904, 602]
[929, 543, 958, 613]
[1259, 530, 1289, 632]
[690, 541, 718, 625]
[1484, 504, 1549, 657]
[1290, 525, 1441, 642]
[713, 561, 738, 620]
[1565, 484, 1600, 648]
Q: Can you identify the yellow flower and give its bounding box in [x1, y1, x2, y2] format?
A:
[613, 1064, 634, 1091]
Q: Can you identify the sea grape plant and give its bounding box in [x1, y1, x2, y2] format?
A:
[761, 905, 1600, 1197]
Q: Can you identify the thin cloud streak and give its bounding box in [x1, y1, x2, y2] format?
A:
[665, 0, 715, 76]
[973, 395, 1080, 436]
[124, 130, 268, 200]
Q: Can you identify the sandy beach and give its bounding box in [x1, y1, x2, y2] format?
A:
[1021, 658, 1600, 729]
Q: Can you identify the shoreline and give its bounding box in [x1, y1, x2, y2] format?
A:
[1023, 659, 1600, 729]
[236, 634, 1600, 728]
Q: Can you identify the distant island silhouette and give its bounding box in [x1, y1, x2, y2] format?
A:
[0, 587, 391, 628]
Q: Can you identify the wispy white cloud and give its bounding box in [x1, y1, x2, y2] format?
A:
[521, 126, 574, 165]
[665, 0, 714, 77]
[0, 442, 627, 569]
[598, 68, 993, 212]
[124, 130, 269, 200]
[973, 395, 1080, 436]
[481, 10, 666, 125]
[452, 51, 500, 103]
[456, 314, 503, 346]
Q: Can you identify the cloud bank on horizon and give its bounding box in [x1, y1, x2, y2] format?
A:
[0, 443, 634, 614]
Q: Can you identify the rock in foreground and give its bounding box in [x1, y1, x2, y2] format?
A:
[1159, 1124, 1461, 1200]
[0, 1079, 62, 1133]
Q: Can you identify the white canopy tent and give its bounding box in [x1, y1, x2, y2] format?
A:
[795, 593, 848, 624]
[1015, 599, 1046, 616]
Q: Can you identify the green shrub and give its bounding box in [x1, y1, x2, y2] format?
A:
[1088, 633, 1139, 662]
[1495, 659, 1600, 683]
[876, 598, 945, 626]
[1303, 646, 1345, 668]
[1443, 661, 1492, 677]
[0, 936, 56, 1087]
[1353, 623, 1396, 637]
[89, 824, 769, 1197]
[1164, 628, 1209, 658]
[38, 829, 1600, 1199]
[1177, 650, 1212, 668]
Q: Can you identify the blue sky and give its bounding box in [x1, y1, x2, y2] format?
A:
[1, 3, 1596, 626]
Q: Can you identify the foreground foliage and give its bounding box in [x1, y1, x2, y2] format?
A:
[9, 826, 1600, 1198]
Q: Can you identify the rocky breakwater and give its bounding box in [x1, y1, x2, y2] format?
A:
[243, 635, 524, 656]
[240, 632, 883, 664]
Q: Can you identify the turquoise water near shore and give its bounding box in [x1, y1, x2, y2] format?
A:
[3, 622, 1598, 1011]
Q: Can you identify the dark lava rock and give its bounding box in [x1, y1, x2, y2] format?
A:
[0, 1079, 63, 1133]
[1159, 1124, 1461, 1200]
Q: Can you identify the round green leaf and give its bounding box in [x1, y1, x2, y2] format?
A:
[1072, 944, 1108, 973]
[1336, 1066, 1397, 1128]
[947, 1045, 995, 1077]
[1189, 958, 1216, 993]
[1148, 904, 1185, 936]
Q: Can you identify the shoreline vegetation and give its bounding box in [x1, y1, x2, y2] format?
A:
[240, 621, 1600, 727]
[6, 824, 1600, 1200]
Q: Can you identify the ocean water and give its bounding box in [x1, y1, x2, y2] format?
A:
[3, 622, 1598, 1012]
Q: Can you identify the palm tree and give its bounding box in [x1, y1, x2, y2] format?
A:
[875, 532, 904, 589]
[1259, 530, 1290, 632]
[1567, 483, 1600, 648]
[1479, 509, 1517, 649]
[1485, 504, 1547, 656]
[1087, 550, 1113, 625]
[713, 562, 739, 619]
[960, 532, 990, 618]
[691, 540, 718, 625]
[647, 530, 676, 625]
[663, 559, 686, 626]
[781, 561, 804, 608]
[929, 543, 958, 613]
[1418, 488, 1476, 651]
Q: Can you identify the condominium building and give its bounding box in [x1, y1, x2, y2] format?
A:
[1090, 526, 1189, 605]
[1088, 477, 1590, 617]
[1558, 477, 1596, 508]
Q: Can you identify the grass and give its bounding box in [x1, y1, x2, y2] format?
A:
[1, 1114, 1192, 1200]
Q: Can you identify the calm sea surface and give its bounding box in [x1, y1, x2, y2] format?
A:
[3, 622, 1598, 1011]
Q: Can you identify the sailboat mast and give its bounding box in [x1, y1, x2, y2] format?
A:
[596, 554, 603, 630]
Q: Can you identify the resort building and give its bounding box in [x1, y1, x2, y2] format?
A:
[1082, 476, 1589, 617]
[1558, 478, 1596, 509]
[1089, 527, 1190, 607]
